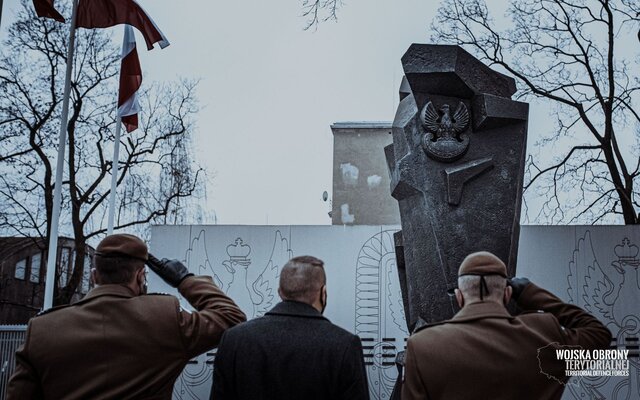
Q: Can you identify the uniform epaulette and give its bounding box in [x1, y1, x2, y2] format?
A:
[413, 319, 450, 334]
[519, 309, 546, 315]
[410, 316, 453, 334]
[35, 304, 71, 317]
[411, 317, 458, 335]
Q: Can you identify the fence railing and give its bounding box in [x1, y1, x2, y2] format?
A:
[0, 325, 27, 400]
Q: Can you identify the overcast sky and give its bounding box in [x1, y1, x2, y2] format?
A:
[4, 0, 618, 226]
[136, 0, 440, 225]
[1, 0, 447, 225]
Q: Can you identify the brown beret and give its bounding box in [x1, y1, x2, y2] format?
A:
[95, 234, 148, 261]
[458, 251, 507, 277]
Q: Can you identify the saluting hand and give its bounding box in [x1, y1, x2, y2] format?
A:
[147, 254, 194, 288]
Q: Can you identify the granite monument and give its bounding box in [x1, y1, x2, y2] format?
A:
[386, 44, 529, 331]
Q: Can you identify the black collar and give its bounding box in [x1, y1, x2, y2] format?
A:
[265, 300, 328, 320]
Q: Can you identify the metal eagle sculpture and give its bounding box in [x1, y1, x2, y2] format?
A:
[420, 101, 470, 162]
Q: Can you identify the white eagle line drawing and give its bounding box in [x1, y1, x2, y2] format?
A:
[184, 230, 293, 318]
[565, 230, 640, 400]
[184, 229, 220, 287]
[185, 230, 293, 319]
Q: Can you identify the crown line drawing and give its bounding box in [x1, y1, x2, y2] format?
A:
[614, 237, 639, 261]
[227, 238, 251, 260]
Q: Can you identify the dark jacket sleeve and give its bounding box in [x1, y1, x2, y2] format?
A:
[337, 334, 370, 400]
[6, 321, 43, 400]
[517, 282, 611, 350]
[210, 330, 234, 400]
[177, 275, 247, 358]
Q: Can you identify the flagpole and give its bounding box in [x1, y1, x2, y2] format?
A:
[107, 24, 130, 235]
[107, 119, 122, 235]
[43, 0, 79, 310]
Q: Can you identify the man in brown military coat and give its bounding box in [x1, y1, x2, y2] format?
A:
[402, 251, 611, 400]
[7, 233, 246, 399]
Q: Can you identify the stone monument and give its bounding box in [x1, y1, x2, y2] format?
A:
[386, 44, 529, 331]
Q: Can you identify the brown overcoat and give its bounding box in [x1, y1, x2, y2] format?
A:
[402, 283, 611, 400]
[7, 275, 246, 400]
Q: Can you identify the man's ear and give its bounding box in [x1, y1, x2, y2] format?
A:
[277, 287, 284, 300]
[455, 288, 464, 308]
[504, 285, 513, 306]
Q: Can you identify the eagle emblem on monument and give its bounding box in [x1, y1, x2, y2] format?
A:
[420, 101, 470, 162]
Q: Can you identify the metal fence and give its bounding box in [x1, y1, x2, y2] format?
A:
[0, 325, 26, 400]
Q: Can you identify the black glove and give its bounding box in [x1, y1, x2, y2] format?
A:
[507, 277, 531, 300]
[147, 254, 193, 288]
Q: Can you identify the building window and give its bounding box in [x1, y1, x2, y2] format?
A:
[81, 254, 92, 293]
[14, 258, 27, 280]
[30, 252, 42, 283]
[59, 247, 72, 286]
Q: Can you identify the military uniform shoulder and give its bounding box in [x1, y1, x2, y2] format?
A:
[136, 292, 178, 305]
[144, 292, 173, 296]
[35, 303, 72, 317]
[140, 292, 182, 309]
[518, 309, 550, 318]
[413, 320, 450, 334]
[516, 309, 562, 338]
[520, 309, 546, 314]
[517, 309, 558, 324]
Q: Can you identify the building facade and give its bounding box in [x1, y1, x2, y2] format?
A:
[0, 237, 94, 324]
[331, 122, 400, 225]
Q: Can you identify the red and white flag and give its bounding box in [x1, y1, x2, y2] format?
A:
[32, 0, 65, 22]
[118, 25, 142, 132]
[77, 0, 169, 50]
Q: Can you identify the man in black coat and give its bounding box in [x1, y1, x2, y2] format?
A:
[211, 255, 370, 400]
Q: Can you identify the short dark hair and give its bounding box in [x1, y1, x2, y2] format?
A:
[279, 255, 326, 305]
[94, 255, 144, 284]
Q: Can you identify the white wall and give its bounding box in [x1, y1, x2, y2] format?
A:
[150, 225, 405, 400]
[150, 225, 640, 400]
[517, 226, 640, 400]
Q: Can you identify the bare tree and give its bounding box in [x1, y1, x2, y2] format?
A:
[300, 0, 342, 30]
[0, 0, 205, 305]
[432, 0, 640, 224]
[296, 0, 640, 223]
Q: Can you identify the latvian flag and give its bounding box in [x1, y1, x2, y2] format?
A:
[77, 0, 170, 50]
[118, 25, 142, 132]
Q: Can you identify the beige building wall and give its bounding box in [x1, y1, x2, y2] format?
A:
[331, 122, 400, 225]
